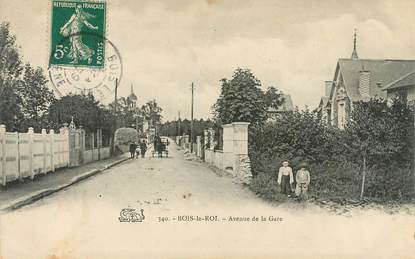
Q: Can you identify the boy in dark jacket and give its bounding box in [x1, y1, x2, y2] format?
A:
[139, 140, 147, 158]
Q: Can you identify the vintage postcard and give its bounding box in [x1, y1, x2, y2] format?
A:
[0, 0, 414, 258]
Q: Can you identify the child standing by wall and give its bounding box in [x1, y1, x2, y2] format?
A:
[277, 161, 294, 196]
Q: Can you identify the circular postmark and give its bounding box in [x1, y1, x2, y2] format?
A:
[49, 32, 122, 103]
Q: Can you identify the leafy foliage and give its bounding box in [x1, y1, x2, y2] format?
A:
[141, 99, 163, 129]
[0, 22, 56, 132]
[159, 118, 214, 140]
[213, 68, 268, 126]
[264, 86, 285, 110]
[249, 98, 414, 202]
[107, 96, 163, 132]
[47, 93, 113, 136]
[249, 108, 342, 176]
[345, 98, 413, 168]
[17, 64, 55, 131]
[0, 22, 24, 129]
[108, 96, 140, 129]
[249, 172, 289, 202]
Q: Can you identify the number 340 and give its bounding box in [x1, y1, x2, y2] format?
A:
[54, 44, 68, 59]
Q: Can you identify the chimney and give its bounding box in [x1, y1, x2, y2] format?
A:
[359, 71, 370, 98]
[325, 81, 332, 97]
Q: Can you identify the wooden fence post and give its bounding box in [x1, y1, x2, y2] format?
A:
[60, 124, 70, 167]
[28, 127, 34, 179]
[42, 128, 47, 174]
[17, 131, 21, 181]
[50, 129, 55, 172]
[97, 129, 101, 161]
[0, 124, 6, 186]
[80, 128, 85, 165]
[91, 131, 95, 161]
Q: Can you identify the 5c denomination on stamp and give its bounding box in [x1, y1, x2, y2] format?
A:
[49, 34, 122, 102]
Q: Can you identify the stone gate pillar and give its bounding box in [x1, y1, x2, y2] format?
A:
[222, 124, 234, 171]
[183, 134, 189, 150]
[196, 136, 201, 157]
[208, 128, 215, 150]
[232, 122, 252, 184]
[232, 122, 249, 155]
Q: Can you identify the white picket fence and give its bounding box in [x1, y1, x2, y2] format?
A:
[0, 125, 70, 186]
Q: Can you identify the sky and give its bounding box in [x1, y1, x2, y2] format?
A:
[1, 0, 415, 121]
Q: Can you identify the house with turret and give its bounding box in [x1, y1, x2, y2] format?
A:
[316, 30, 415, 129]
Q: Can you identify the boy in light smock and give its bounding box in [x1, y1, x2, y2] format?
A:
[295, 163, 311, 200]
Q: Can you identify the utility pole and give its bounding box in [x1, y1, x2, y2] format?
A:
[190, 82, 194, 153]
[114, 78, 119, 129]
[178, 110, 181, 136]
[413, 102, 415, 201]
[112, 78, 119, 155]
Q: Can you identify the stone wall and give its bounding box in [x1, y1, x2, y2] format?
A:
[201, 122, 252, 184]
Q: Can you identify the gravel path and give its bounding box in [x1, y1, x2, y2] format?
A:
[1, 142, 413, 259]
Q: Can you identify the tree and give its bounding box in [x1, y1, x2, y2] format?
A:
[142, 99, 163, 130]
[0, 22, 23, 129]
[213, 68, 267, 126]
[344, 98, 414, 199]
[248, 108, 339, 175]
[108, 96, 140, 128]
[264, 86, 285, 110]
[0, 23, 56, 132]
[17, 63, 55, 131]
[47, 93, 113, 135]
[159, 118, 214, 139]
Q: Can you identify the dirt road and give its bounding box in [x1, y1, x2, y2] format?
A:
[1, 142, 413, 259]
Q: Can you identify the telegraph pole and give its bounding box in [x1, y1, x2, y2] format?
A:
[114, 78, 119, 129]
[413, 102, 415, 201]
[190, 82, 194, 153]
[178, 110, 181, 136]
[112, 78, 119, 155]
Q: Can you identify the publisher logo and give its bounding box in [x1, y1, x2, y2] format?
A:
[118, 208, 145, 223]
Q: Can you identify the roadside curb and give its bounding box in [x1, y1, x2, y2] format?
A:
[0, 156, 131, 213]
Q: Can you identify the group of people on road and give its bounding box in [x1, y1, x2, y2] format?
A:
[153, 134, 169, 157]
[129, 140, 147, 159]
[277, 161, 311, 200]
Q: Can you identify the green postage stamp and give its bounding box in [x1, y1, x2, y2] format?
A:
[50, 0, 106, 68]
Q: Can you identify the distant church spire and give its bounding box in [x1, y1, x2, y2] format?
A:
[351, 28, 359, 60]
[128, 83, 137, 105]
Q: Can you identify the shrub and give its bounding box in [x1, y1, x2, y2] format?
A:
[310, 162, 361, 200]
[248, 98, 414, 202]
[365, 166, 414, 201]
[249, 172, 289, 202]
